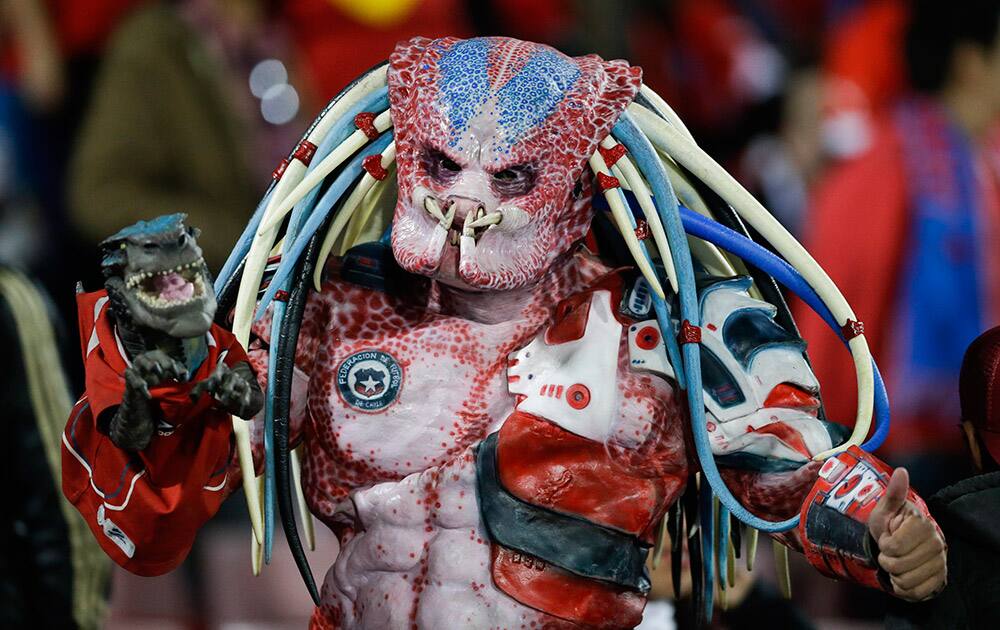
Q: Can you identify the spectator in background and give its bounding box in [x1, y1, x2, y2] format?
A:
[1, 0, 144, 288]
[740, 68, 826, 238]
[884, 325, 1000, 628]
[0, 268, 111, 630]
[69, 0, 300, 271]
[794, 0, 1000, 494]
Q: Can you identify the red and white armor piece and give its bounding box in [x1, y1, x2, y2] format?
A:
[507, 289, 622, 442]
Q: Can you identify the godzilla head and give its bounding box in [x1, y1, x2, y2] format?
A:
[100, 213, 216, 338]
[387, 36, 642, 291]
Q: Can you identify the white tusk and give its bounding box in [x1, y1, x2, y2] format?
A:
[461, 205, 476, 238]
[466, 211, 502, 229]
[746, 527, 759, 572]
[629, 102, 873, 458]
[424, 196, 446, 224]
[588, 151, 665, 300]
[603, 137, 679, 294]
[291, 446, 315, 551]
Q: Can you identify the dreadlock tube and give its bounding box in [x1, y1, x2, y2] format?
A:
[678, 206, 890, 451]
[600, 137, 679, 293]
[592, 148, 688, 389]
[587, 151, 665, 300]
[258, 109, 394, 235]
[231, 76, 390, 545]
[627, 103, 873, 460]
[313, 141, 398, 291]
[217, 64, 388, 297]
[612, 114, 801, 533]
[257, 132, 394, 315]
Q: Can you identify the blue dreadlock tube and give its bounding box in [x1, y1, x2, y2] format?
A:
[258, 90, 391, 559]
[257, 131, 394, 316]
[677, 207, 890, 451]
[594, 190, 892, 453]
[613, 113, 801, 533]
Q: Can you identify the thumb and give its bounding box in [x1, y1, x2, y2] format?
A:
[869, 467, 909, 540]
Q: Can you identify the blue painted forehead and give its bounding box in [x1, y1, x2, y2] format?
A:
[434, 38, 582, 150]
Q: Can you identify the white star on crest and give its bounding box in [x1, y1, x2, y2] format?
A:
[358, 374, 381, 395]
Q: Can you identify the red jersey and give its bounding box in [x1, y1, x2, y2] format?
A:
[61, 290, 248, 576]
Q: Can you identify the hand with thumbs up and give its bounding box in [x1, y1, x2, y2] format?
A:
[868, 468, 948, 601]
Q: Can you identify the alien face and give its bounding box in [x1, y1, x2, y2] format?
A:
[387, 36, 642, 292]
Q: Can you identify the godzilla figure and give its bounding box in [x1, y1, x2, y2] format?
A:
[64, 214, 263, 570]
[64, 37, 946, 628]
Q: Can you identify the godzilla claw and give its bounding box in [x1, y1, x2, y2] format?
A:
[111, 349, 189, 450]
[125, 368, 152, 399]
[127, 349, 189, 399]
[191, 362, 263, 418]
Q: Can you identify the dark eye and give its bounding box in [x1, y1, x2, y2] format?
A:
[142, 242, 159, 251]
[422, 147, 463, 183]
[491, 164, 536, 197]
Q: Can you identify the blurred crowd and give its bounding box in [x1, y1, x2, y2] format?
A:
[2, 0, 1000, 628]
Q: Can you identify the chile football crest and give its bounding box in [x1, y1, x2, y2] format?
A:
[337, 350, 403, 412]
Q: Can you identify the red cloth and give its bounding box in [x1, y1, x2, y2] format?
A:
[796, 116, 1000, 456]
[284, 0, 470, 106]
[823, 0, 908, 116]
[793, 117, 911, 447]
[61, 290, 247, 575]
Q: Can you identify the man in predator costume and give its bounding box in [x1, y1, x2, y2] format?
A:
[64, 37, 947, 629]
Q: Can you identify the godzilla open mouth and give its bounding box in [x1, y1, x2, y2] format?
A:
[125, 260, 208, 310]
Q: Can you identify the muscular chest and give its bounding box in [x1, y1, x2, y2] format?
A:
[306, 288, 536, 486]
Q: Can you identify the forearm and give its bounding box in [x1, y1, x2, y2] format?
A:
[107, 388, 156, 451]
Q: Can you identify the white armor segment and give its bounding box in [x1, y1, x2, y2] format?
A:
[628, 279, 831, 460]
[704, 408, 833, 462]
[698, 278, 818, 423]
[507, 290, 622, 442]
[627, 319, 674, 380]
